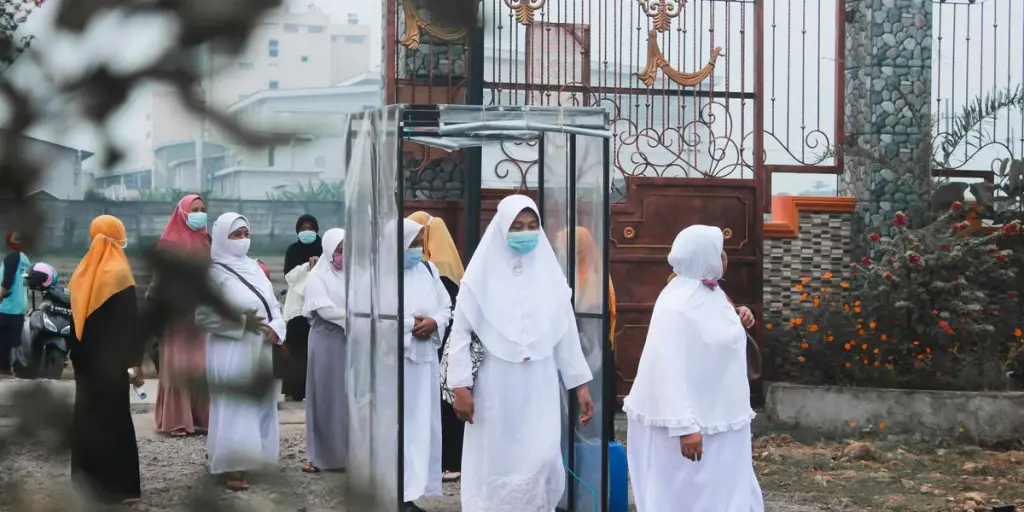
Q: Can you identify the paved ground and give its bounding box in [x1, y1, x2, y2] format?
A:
[0, 379, 829, 511]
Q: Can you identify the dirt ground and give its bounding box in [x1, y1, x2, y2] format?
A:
[0, 414, 1019, 511]
[754, 433, 1024, 512]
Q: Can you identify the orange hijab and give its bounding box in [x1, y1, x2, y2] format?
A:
[557, 226, 618, 349]
[407, 211, 464, 285]
[69, 215, 136, 339]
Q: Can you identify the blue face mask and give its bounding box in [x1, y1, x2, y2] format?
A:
[404, 248, 423, 269]
[186, 212, 207, 231]
[297, 230, 317, 244]
[506, 230, 540, 255]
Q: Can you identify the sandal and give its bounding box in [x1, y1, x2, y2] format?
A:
[220, 473, 250, 491]
[168, 429, 189, 438]
[302, 462, 320, 473]
[120, 498, 140, 505]
[442, 471, 461, 482]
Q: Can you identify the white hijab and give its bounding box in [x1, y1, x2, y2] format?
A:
[622, 225, 755, 434]
[457, 194, 571, 363]
[210, 212, 267, 286]
[302, 227, 346, 318]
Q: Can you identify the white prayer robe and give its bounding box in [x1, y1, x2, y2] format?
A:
[623, 225, 763, 512]
[197, 267, 287, 476]
[446, 301, 593, 512]
[402, 260, 452, 502]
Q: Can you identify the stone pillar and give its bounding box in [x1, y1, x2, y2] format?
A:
[841, 0, 932, 242]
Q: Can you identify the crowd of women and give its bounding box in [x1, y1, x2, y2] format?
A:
[26, 191, 763, 511]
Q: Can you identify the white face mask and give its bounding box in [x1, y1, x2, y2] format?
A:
[224, 238, 250, 257]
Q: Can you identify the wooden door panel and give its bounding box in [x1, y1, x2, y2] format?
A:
[610, 177, 762, 401]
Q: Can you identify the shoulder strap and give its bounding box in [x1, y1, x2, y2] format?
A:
[214, 262, 273, 322]
[421, 260, 434, 277]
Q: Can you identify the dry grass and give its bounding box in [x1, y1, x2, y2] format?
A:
[755, 433, 1024, 511]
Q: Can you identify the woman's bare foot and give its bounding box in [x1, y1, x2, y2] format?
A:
[168, 429, 189, 438]
[220, 473, 249, 491]
[442, 471, 461, 482]
[301, 462, 320, 473]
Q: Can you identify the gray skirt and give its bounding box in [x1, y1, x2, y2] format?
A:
[305, 314, 348, 470]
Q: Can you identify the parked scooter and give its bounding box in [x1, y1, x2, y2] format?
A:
[11, 262, 72, 380]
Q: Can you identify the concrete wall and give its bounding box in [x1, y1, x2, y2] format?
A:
[6, 198, 345, 255]
[766, 382, 1024, 443]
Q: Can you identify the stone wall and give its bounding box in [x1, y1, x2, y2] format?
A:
[842, 0, 932, 245]
[763, 209, 855, 320]
[4, 199, 345, 255]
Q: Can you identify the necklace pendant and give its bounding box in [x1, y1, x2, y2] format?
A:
[512, 260, 523, 276]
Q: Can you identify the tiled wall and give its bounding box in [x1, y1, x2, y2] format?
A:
[763, 209, 855, 321]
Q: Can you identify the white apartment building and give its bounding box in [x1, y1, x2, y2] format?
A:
[0, 130, 94, 200]
[128, 6, 372, 196]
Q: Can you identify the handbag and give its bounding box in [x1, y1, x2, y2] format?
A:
[420, 261, 484, 403]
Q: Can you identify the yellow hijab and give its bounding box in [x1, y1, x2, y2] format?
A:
[556, 226, 618, 350]
[407, 211, 464, 285]
[69, 215, 136, 339]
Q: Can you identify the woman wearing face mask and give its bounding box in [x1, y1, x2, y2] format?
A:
[624, 225, 762, 512]
[407, 210, 465, 482]
[300, 228, 348, 474]
[446, 195, 594, 512]
[198, 213, 287, 491]
[401, 218, 452, 512]
[68, 215, 144, 504]
[152, 194, 211, 437]
[280, 214, 321, 401]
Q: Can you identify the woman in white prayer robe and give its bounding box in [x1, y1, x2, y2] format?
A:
[301, 228, 348, 473]
[446, 194, 595, 512]
[401, 218, 452, 511]
[197, 213, 288, 491]
[623, 225, 764, 512]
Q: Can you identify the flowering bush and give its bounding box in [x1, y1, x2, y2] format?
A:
[769, 205, 1024, 390]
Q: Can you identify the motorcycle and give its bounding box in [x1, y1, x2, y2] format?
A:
[11, 262, 72, 380]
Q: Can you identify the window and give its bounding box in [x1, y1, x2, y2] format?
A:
[238, 62, 254, 70]
[344, 35, 366, 44]
[301, 55, 309, 63]
[268, 146, 276, 167]
[283, 23, 299, 33]
[308, 25, 325, 34]
[268, 39, 279, 57]
[269, 81, 279, 89]
[314, 156, 327, 168]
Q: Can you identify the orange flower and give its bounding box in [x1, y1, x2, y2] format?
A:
[794, 317, 804, 326]
[855, 300, 861, 307]
[821, 288, 832, 294]
[807, 324, 819, 333]
[1015, 328, 1022, 337]
[843, 343, 851, 350]
[862, 358, 869, 365]
[880, 334, 888, 341]
[801, 292, 809, 301]
[848, 421, 857, 428]
[869, 321, 877, 329]
[844, 362, 852, 367]
[801, 277, 810, 285]
[840, 281, 850, 288]
[913, 340, 920, 346]
[873, 361, 881, 367]
[873, 348, 879, 354]
[823, 272, 833, 279]
[800, 343, 809, 350]
[860, 343, 867, 350]
[794, 284, 804, 292]
[917, 354, 925, 360]
[878, 422, 887, 430]
[926, 347, 931, 354]
[812, 297, 821, 307]
[766, 323, 774, 330]
[858, 329, 866, 336]
[825, 336, 834, 342]
[843, 304, 850, 311]
[798, 356, 806, 363]
[854, 307, 862, 314]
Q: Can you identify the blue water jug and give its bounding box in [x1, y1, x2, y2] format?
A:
[562, 440, 629, 512]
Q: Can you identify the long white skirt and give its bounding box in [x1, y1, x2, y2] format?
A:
[461, 355, 565, 512]
[206, 335, 279, 475]
[627, 418, 764, 512]
[403, 358, 442, 502]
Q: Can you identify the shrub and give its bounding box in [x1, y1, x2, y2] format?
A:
[771, 205, 1024, 391]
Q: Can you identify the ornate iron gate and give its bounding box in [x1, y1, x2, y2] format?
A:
[385, 0, 846, 399]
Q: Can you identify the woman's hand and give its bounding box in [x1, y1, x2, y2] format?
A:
[412, 316, 438, 339]
[576, 384, 594, 426]
[263, 326, 280, 345]
[452, 387, 474, 424]
[243, 309, 267, 333]
[308, 256, 319, 267]
[679, 432, 703, 462]
[736, 306, 756, 328]
[129, 367, 144, 387]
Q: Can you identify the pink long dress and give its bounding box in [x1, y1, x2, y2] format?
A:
[154, 194, 211, 434]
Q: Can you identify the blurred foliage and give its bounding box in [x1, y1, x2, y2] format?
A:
[265, 180, 343, 201]
[0, 0, 44, 70]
